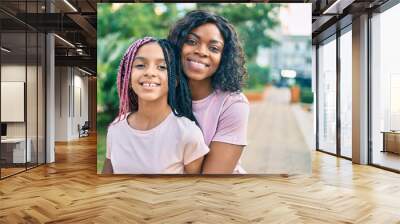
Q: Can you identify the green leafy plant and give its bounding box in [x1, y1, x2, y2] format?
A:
[300, 87, 313, 104]
[246, 63, 270, 90]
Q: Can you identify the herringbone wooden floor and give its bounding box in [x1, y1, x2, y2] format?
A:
[1, 134, 400, 223]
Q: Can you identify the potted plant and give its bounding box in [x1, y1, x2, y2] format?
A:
[290, 84, 300, 103]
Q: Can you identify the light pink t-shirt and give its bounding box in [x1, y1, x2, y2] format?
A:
[192, 90, 250, 173]
[106, 112, 209, 174]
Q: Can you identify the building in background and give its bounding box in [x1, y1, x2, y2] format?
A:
[256, 4, 312, 87]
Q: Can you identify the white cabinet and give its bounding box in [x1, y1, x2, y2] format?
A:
[1, 138, 32, 163]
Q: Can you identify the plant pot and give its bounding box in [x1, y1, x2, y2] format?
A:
[290, 86, 300, 103]
[244, 92, 263, 102]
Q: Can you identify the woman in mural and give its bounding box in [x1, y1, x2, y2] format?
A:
[168, 10, 250, 174]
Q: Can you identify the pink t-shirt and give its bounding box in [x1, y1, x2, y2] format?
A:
[106, 112, 209, 174]
[192, 90, 250, 173]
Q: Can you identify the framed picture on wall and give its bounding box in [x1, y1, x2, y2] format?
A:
[1, 81, 25, 122]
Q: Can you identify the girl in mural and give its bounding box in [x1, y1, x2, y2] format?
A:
[102, 37, 208, 174]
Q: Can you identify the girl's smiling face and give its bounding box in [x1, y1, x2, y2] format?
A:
[130, 42, 168, 103]
[181, 23, 224, 82]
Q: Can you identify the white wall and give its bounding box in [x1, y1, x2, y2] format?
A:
[1, 63, 46, 164]
[1, 82, 25, 122]
[54, 67, 89, 141]
[1, 65, 26, 140]
[55, 67, 69, 141]
[1, 65, 32, 138]
[1, 65, 26, 81]
[70, 71, 89, 139]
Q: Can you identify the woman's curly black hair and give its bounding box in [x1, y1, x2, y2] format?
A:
[168, 10, 247, 93]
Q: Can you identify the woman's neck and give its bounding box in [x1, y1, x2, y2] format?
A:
[128, 99, 171, 131]
[189, 78, 213, 101]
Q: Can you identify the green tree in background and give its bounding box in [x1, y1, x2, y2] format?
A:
[195, 4, 281, 90]
[196, 3, 280, 61]
[98, 4, 178, 39]
[97, 34, 129, 123]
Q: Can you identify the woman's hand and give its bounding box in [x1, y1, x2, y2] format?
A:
[201, 141, 243, 174]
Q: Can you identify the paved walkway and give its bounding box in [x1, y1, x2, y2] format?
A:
[241, 87, 312, 174]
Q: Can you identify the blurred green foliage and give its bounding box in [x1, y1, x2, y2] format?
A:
[246, 63, 270, 90]
[300, 87, 314, 104]
[97, 129, 107, 173]
[97, 4, 179, 40]
[197, 3, 280, 61]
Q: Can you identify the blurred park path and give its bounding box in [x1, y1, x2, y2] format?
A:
[241, 86, 312, 174]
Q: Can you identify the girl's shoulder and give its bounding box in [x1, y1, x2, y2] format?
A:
[172, 115, 204, 142]
[171, 115, 199, 131]
[107, 114, 129, 133]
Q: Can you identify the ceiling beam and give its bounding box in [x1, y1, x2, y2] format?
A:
[323, 0, 356, 14]
[55, 55, 96, 72]
[312, 15, 335, 33]
[67, 13, 96, 43]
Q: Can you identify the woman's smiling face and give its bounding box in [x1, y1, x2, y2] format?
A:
[181, 23, 224, 82]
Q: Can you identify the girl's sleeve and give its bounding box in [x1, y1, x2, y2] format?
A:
[213, 94, 250, 146]
[183, 125, 209, 165]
